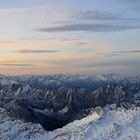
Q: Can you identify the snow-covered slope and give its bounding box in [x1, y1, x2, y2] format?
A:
[0, 105, 140, 140]
[0, 108, 46, 140]
[83, 105, 140, 140]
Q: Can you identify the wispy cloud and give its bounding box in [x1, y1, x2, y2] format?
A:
[17, 49, 60, 54]
[73, 10, 140, 22]
[0, 41, 15, 44]
[78, 60, 140, 68]
[0, 63, 35, 67]
[36, 23, 140, 32]
[72, 10, 124, 21]
[112, 50, 140, 54]
[95, 49, 140, 57]
[72, 49, 140, 57]
[77, 42, 87, 45]
[36, 10, 140, 33]
[48, 57, 140, 68]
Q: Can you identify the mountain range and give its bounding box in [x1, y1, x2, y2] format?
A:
[0, 73, 140, 139]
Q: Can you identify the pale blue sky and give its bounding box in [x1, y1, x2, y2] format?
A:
[0, 0, 140, 75]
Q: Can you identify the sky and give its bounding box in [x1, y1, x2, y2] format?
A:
[0, 0, 140, 75]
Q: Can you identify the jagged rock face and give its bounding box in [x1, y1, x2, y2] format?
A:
[0, 74, 140, 130]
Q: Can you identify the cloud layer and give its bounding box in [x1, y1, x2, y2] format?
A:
[37, 23, 140, 32]
[36, 10, 140, 33]
[0, 64, 35, 67]
[17, 49, 59, 54]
